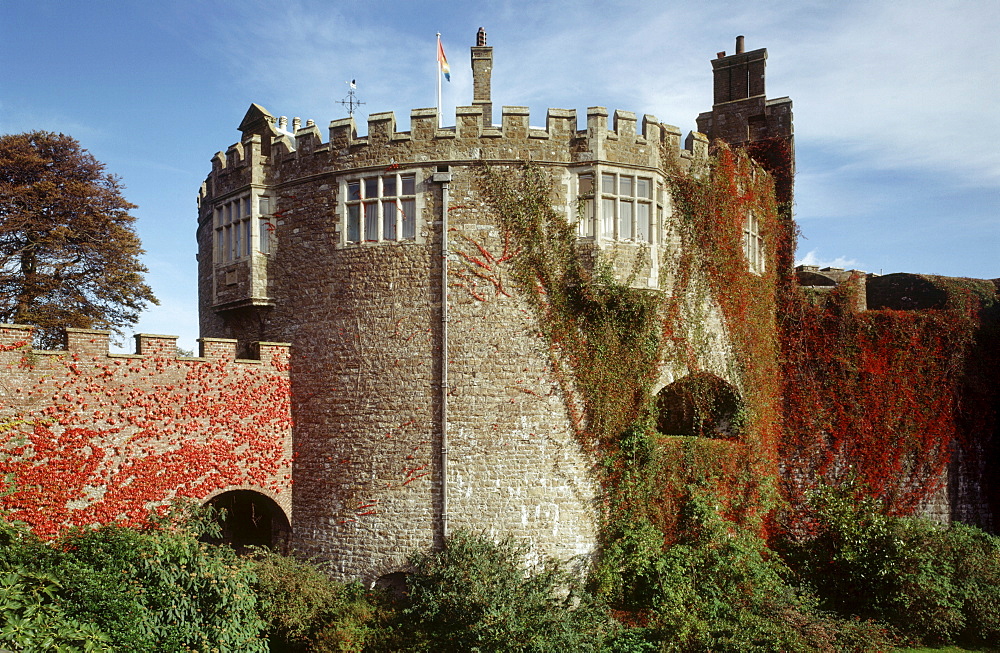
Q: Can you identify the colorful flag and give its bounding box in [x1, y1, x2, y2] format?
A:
[437, 35, 450, 82]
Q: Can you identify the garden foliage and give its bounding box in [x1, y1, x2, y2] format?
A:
[250, 548, 389, 652]
[0, 506, 266, 651]
[782, 483, 1000, 647]
[398, 530, 612, 652]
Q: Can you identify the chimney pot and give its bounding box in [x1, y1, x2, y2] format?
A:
[736, 35, 745, 54]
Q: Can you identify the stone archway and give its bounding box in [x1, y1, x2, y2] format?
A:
[655, 372, 744, 439]
[203, 490, 290, 553]
[372, 571, 410, 599]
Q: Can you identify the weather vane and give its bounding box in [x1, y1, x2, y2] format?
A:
[338, 79, 365, 118]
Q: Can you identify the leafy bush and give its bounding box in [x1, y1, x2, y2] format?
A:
[650, 485, 867, 652]
[591, 515, 665, 611]
[399, 530, 612, 652]
[250, 548, 390, 652]
[59, 523, 266, 650]
[596, 484, 893, 652]
[946, 522, 1000, 645]
[0, 566, 112, 651]
[782, 483, 1000, 646]
[0, 505, 267, 651]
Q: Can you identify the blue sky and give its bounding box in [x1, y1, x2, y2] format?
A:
[2, 0, 997, 352]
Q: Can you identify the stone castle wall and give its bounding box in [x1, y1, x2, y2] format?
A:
[0, 324, 292, 537]
[195, 88, 744, 579]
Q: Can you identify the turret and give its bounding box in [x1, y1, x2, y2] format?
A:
[696, 35, 795, 211]
[471, 26, 493, 127]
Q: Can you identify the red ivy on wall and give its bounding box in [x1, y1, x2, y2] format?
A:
[779, 280, 998, 529]
[0, 349, 292, 538]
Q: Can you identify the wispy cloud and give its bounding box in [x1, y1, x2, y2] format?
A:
[0, 100, 104, 142]
[777, 0, 1000, 185]
[795, 249, 861, 270]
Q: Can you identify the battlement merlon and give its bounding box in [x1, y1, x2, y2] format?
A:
[201, 104, 705, 184]
[0, 324, 290, 367]
[198, 29, 715, 203]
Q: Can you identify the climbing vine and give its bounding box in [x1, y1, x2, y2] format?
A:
[477, 144, 786, 593]
[0, 347, 292, 538]
[779, 276, 999, 529]
[659, 145, 786, 535]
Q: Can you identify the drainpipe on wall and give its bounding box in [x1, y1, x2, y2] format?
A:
[433, 165, 452, 541]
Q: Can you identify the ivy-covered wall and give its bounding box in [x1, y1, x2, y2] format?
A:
[780, 272, 1000, 532]
[0, 325, 292, 538]
[477, 145, 786, 582]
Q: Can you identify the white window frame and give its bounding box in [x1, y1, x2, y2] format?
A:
[743, 211, 765, 274]
[342, 171, 418, 244]
[575, 168, 660, 244]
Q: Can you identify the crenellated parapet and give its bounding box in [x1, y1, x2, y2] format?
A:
[201, 104, 702, 193]
[0, 324, 290, 369]
[198, 92, 707, 352]
[196, 98, 708, 330]
[0, 323, 293, 538]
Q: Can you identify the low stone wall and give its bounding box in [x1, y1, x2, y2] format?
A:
[0, 325, 292, 537]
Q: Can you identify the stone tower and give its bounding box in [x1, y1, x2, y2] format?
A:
[197, 31, 755, 581]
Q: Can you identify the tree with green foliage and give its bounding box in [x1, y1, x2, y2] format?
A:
[0, 131, 156, 347]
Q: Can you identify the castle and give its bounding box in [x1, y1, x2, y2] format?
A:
[1, 32, 994, 583]
[193, 29, 802, 580]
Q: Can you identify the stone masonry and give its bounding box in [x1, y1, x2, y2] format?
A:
[195, 31, 764, 581]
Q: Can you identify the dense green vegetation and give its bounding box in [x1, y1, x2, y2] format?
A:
[2, 494, 999, 651]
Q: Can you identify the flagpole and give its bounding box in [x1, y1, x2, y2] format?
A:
[436, 33, 443, 129]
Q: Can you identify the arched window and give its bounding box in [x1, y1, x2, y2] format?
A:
[655, 372, 745, 439]
[203, 490, 291, 553]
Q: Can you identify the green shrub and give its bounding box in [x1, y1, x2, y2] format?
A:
[648, 485, 848, 652]
[0, 505, 267, 651]
[782, 483, 1000, 646]
[0, 518, 111, 650]
[250, 548, 390, 652]
[939, 522, 1000, 646]
[591, 516, 665, 611]
[0, 567, 112, 651]
[399, 530, 612, 652]
[57, 520, 266, 651]
[597, 484, 892, 652]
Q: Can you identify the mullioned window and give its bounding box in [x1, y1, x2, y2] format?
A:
[575, 168, 665, 244]
[343, 172, 417, 244]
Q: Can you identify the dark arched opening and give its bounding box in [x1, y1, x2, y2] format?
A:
[203, 490, 290, 553]
[655, 372, 744, 439]
[373, 571, 410, 600]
